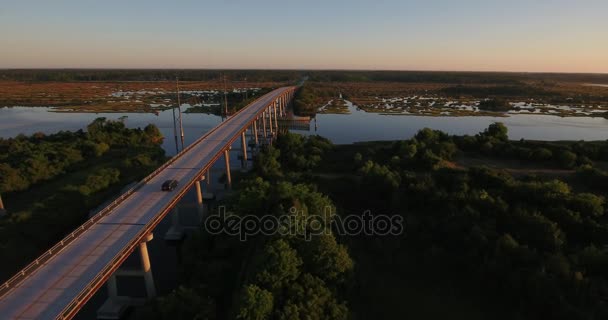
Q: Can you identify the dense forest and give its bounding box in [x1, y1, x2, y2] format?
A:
[0, 118, 166, 281]
[137, 134, 353, 319]
[141, 126, 608, 319]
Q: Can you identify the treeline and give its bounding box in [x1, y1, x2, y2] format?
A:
[442, 84, 554, 98]
[307, 71, 608, 85]
[316, 124, 608, 319]
[2, 69, 607, 89]
[138, 134, 353, 320]
[293, 84, 337, 116]
[185, 88, 273, 115]
[0, 118, 166, 281]
[453, 123, 608, 169]
[0, 69, 304, 83]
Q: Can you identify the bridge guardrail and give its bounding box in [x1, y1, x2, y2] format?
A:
[57, 87, 295, 319]
[0, 87, 293, 306]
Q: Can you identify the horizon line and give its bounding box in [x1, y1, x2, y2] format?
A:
[1, 67, 607, 76]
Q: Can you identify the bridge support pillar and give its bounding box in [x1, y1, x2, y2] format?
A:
[97, 233, 156, 320]
[139, 233, 156, 298]
[241, 132, 248, 169]
[274, 102, 279, 129]
[164, 207, 184, 241]
[253, 120, 259, 145]
[195, 180, 204, 220]
[0, 193, 5, 217]
[224, 149, 232, 188]
[107, 274, 118, 298]
[268, 107, 274, 136]
[262, 112, 268, 139]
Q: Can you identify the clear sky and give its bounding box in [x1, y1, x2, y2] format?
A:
[1, 0, 607, 72]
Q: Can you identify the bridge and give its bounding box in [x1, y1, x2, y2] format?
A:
[0, 86, 297, 319]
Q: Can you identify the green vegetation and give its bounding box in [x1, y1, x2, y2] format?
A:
[138, 134, 351, 320]
[185, 88, 273, 115]
[0, 118, 166, 281]
[477, 98, 511, 111]
[293, 83, 338, 116]
[311, 124, 608, 319]
[143, 126, 608, 319]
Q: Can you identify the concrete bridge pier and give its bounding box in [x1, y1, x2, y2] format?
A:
[262, 111, 268, 139]
[97, 233, 156, 320]
[195, 178, 204, 221]
[164, 207, 184, 241]
[253, 120, 259, 145]
[139, 233, 156, 298]
[224, 149, 232, 189]
[0, 193, 5, 217]
[240, 131, 248, 169]
[283, 97, 287, 116]
[273, 102, 279, 129]
[268, 107, 274, 136]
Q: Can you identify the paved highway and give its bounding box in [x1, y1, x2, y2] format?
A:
[0, 86, 295, 319]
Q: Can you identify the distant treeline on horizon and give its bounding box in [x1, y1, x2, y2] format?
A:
[1, 69, 608, 84]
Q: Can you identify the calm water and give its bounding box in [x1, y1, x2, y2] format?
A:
[306, 102, 608, 143]
[0, 107, 223, 156]
[2, 103, 608, 152]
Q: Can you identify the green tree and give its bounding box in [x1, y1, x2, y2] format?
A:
[570, 193, 605, 217]
[276, 274, 348, 320]
[255, 146, 283, 179]
[483, 122, 509, 141]
[530, 147, 553, 161]
[156, 286, 216, 320]
[249, 239, 302, 292]
[557, 150, 577, 169]
[236, 285, 274, 320]
[298, 234, 353, 283]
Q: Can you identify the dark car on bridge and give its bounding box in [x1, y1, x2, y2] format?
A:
[161, 179, 179, 191]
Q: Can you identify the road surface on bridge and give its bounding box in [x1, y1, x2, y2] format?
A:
[0, 86, 295, 319]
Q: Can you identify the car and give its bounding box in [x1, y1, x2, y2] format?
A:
[161, 179, 178, 191]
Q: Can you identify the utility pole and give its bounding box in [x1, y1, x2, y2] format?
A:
[223, 74, 229, 117]
[244, 77, 248, 100]
[171, 93, 179, 154]
[176, 77, 185, 151]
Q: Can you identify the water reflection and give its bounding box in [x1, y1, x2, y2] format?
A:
[1, 103, 608, 154]
[0, 107, 222, 156]
[304, 101, 608, 143]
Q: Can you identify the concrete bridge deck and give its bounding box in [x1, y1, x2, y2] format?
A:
[0, 86, 295, 319]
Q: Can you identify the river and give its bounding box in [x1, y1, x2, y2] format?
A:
[2, 103, 608, 153]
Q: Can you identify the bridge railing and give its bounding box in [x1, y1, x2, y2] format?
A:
[57, 87, 295, 319]
[0, 87, 293, 301]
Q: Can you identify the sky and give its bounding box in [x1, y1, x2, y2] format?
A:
[1, 0, 607, 73]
